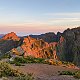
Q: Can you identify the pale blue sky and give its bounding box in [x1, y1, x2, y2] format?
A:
[0, 0, 80, 35]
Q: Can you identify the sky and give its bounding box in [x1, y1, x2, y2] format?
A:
[0, 0, 80, 36]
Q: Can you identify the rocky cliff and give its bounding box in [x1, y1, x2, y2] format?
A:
[57, 27, 80, 66]
[21, 36, 58, 59]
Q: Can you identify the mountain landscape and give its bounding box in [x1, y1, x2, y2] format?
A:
[0, 27, 80, 80]
[0, 0, 80, 80]
[0, 27, 80, 66]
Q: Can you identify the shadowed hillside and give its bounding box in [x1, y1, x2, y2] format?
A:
[57, 27, 80, 66]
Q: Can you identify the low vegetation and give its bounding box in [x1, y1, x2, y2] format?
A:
[59, 70, 80, 79]
[9, 56, 45, 66]
[45, 59, 62, 66]
[59, 71, 75, 75]
[9, 56, 63, 66]
[15, 73, 34, 80]
[0, 61, 34, 80]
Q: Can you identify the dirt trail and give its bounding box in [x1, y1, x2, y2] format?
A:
[16, 63, 79, 80]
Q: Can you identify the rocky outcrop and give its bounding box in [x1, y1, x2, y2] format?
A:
[21, 36, 58, 59]
[2, 32, 20, 41]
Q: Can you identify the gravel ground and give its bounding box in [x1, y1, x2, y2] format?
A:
[15, 63, 80, 80]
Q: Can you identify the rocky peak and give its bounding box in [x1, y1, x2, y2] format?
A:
[2, 32, 20, 41]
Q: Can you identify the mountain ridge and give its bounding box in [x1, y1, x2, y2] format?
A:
[0, 27, 80, 66]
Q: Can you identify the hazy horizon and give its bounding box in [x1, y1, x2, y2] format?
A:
[0, 0, 80, 35]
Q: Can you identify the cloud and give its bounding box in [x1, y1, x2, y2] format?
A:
[44, 12, 80, 16]
[44, 12, 80, 19]
[43, 12, 80, 27]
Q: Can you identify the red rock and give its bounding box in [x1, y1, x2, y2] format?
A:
[21, 36, 58, 59]
[2, 32, 20, 41]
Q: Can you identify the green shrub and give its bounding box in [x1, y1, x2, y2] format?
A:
[59, 70, 80, 79]
[32, 58, 45, 63]
[59, 71, 75, 75]
[14, 57, 26, 63]
[9, 56, 45, 66]
[15, 62, 22, 66]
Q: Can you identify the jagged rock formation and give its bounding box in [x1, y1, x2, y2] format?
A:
[21, 36, 58, 59]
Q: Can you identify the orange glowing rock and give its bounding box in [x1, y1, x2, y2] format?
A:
[2, 32, 20, 41]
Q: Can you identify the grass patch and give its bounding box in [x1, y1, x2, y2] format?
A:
[59, 70, 80, 79]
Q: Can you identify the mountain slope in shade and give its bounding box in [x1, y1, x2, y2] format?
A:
[0, 32, 21, 56]
[57, 27, 80, 66]
[29, 32, 58, 43]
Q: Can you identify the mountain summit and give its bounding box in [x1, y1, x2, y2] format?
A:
[2, 32, 20, 41]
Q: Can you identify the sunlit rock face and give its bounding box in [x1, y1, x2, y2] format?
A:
[21, 36, 58, 59]
[2, 32, 20, 41]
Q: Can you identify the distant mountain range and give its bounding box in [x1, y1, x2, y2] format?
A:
[0, 27, 80, 66]
[0, 34, 4, 38]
